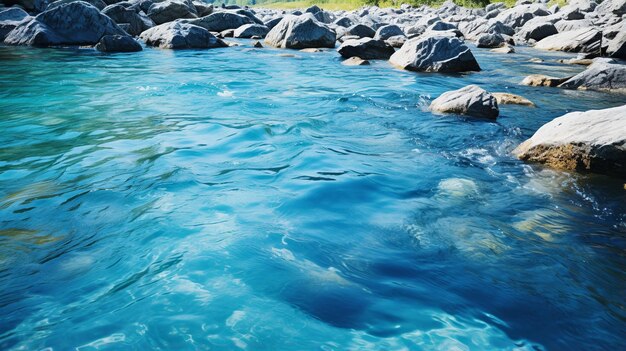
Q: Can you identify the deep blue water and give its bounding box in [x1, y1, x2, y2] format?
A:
[0, 41, 625, 351]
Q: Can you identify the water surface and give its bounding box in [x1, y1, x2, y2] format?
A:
[0, 42, 625, 351]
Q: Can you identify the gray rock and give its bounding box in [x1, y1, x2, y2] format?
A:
[428, 21, 456, 31]
[5, 0, 49, 12]
[193, 1, 212, 17]
[342, 56, 370, 66]
[140, 20, 226, 49]
[555, 19, 592, 32]
[334, 16, 353, 28]
[513, 104, 626, 176]
[487, 21, 515, 36]
[0, 7, 30, 41]
[521, 74, 569, 87]
[344, 23, 375, 38]
[607, 28, 626, 59]
[265, 17, 282, 30]
[183, 12, 253, 32]
[558, 60, 626, 92]
[385, 34, 406, 48]
[103, 4, 154, 36]
[233, 23, 268, 38]
[596, 0, 626, 16]
[95, 34, 142, 51]
[477, 32, 505, 48]
[305, 5, 321, 14]
[264, 14, 335, 49]
[534, 27, 602, 53]
[374, 24, 403, 40]
[492, 92, 535, 106]
[337, 37, 395, 60]
[389, 36, 480, 73]
[147, 0, 197, 25]
[5, 1, 126, 46]
[430, 85, 499, 119]
[47, 0, 106, 11]
[517, 21, 557, 41]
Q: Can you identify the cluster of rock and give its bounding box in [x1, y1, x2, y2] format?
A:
[0, 0, 624, 175]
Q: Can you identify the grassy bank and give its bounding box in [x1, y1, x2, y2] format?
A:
[254, 0, 514, 11]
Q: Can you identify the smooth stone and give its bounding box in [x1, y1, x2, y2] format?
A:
[139, 20, 226, 49]
[264, 14, 335, 49]
[374, 24, 403, 40]
[477, 32, 505, 48]
[342, 56, 370, 66]
[514, 104, 626, 176]
[534, 27, 602, 53]
[492, 92, 535, 107]
[389, 36, 480, 73]
[299, 48, 323, 52]
[233, 23, 269, 38]
[491, 45, 515, 53]
[102, 4, 154, 37]
[430, 85, 499, 119]
[182, 12, 253, 32]
[95, 34, 142, 52]
[337, 37, 395, 60]
[558, 60, 626, 93]
[147, 0, 197, 25]
[521, 74, 569, 87]
[343, 23, 375, 38]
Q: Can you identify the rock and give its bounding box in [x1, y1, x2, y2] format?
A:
[513, 104, 626, 176]
[334, 16, 353, 28]
[385, 35, 406, 48]
[4, 0, 49, 12]
[139, 20, 226, 49]
[264, 14, 335, 50]
[517, 21, 557, 41]
[492, 92, 535, 106]
[374, 24, 403, 40]
[477, 32, 505, 48]
[337, 37, 395, 60]
[428, 21, 456, 31]
[430, 85, 499, 119]
[557, 57, 594, 65]
[305, 5, 321, 14]
[555, 19, 591, 32]
[0, 7, 30, 41]
[193, 1, 212, 17]
[491, 45, 515, 53]
[528, 57, 544, 63]
[342, 56, 370, 66]
[607, 29, 626, 59]
[147, 1, 197, 25]
[534, 27, 602, 53]
[95, 34, 142, 52]
[182, 11, 252, 32]
[389, 36, 480, 73]
[344, 23, 375, 38]
[233, 23, 268, 38]
[5, 1, 126, 47]
[521, 74, 569, 87]
[102, 4, 154, 37]
[252, 40, 262, 48]
[596, 0, 626, 16]
[47, 0, 106, 11]
[265, 17, 282, 30]
[487, 21, 515, 36]
[558, 60, 626, 92]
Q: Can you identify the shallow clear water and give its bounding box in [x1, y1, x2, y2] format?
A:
[0, 42, 625, 351]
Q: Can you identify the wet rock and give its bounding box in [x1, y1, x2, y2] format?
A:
[233, 23, 268, 38]
[521, 74, 570, 87]
[491, 45, 515, 53]
[147, 0, 197, 25]
[95, 34, 142, 52]
[514, 104, 626, 177]
[558, 60, 626, 92]
[252, 40, 262, 48]
[337, 37, 395, 60]
[534, 27, 602, 53]
[430, 85, 499, 119]
[477, 32, 505, 48]
[342, 56, 370, 66]
[140, 20, 226, 49]
[389, 36, 480, 73]
[264, 14, 335, 49]
[5, 1, 126, 47]
[492, 92, 535, 106]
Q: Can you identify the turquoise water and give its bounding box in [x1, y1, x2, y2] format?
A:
[0, 42, 625, 351]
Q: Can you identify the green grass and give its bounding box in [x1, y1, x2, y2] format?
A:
[253, 0, 520, 11]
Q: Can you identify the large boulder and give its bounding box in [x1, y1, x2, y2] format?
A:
[389, 36, 480, 73]
[477, 32, 505, 48]
[95, 34, 142, 52]
[139, 20, 226, 49]
[2, 0, 49, 12]
[558, 60, 626, 92]
[183, 12, 253, 32]
[374, 24, 403, 40]
[607, 28, 626, 59]
[517, 21, 557, 41]
[534, 27, 602, 53]
[337, 37, 395, 60]
[343, 23, 375, 38]
[513, 104, 626, 177]
[5, 1, 126, 46]
[0, 7, 30, 41]
[102, 4, 154, 36]
[264, 14, 335, 49]
[233, 23, 268, 38]
[147, 0, 197, 25]
[596, 0, 626, 15]
[47, 0, 106, 11]
[430, 85, 499, 119]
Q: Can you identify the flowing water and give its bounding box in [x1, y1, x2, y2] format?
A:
[0, 42, 625, 351]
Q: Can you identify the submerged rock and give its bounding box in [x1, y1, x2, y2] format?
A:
[491, 45, 515, 53]
[521, 74, 569, 87]
[430, 85, 499, 119]
[558, 60, 626, 93]
[95, 34, 142, 52]
[342, 56, 370, 66]
[514, 104, 626, 176]
[264, 14, 335, 49]
[389, 36, 480, 73]
[5, 1, 126, 47]
[337, 37, 394, 60]
[492, 92, 535, 107]
[140, 20, 226, 49]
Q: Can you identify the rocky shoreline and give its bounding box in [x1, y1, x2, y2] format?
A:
[1, 0, 625, 177]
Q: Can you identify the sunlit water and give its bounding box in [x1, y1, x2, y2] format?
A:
[0, 41, 625, 351]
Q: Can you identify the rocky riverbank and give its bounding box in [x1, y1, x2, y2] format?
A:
[1, 0, 625, 177]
